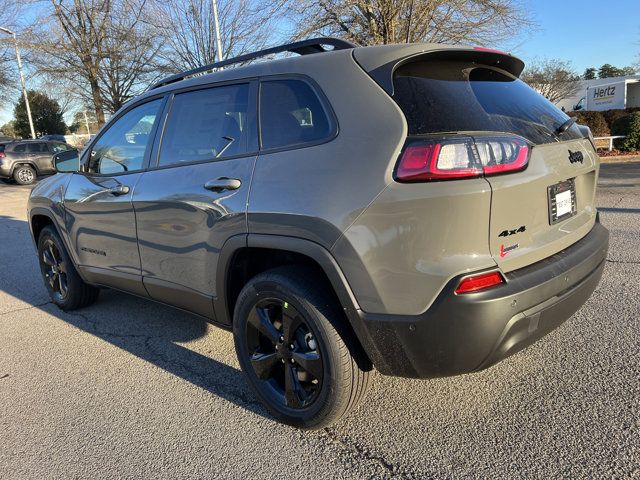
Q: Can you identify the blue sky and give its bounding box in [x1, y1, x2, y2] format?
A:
[1, 0, 639, 127]
[511, 0, 639, 73]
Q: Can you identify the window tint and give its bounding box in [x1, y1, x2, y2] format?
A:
[13, 144, 25, 152]
[393, 60, 582, 145]
[260, 79, 332, 149]
[87, 99, 162, 174]
[27, 143, 48, 153]
[158, 84, 255, 167]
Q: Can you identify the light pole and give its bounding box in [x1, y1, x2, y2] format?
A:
[0, 27, 36, 139]
[211, 0, 223, 64]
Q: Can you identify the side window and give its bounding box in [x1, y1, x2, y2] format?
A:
[87, 99, 162, 175]
[27, 143, 47, 153]
[259, 79, 333, 150]
[50, 143, 71, 153]
[13, 144, 26, 153]
[158, 83, 255, 167]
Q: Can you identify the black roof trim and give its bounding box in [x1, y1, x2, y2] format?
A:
[148, 37, 357, 91]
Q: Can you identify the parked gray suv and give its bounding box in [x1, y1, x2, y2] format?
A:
[1, 140, 75, 184]
[28, 38, 609, 428]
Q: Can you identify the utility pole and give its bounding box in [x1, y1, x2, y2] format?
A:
[212, 0, 223, 64]
[0, 27, 36, 139]
[82, 110, 91, 136]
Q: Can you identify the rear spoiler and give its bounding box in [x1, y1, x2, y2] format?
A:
[353, 44, 525, 96]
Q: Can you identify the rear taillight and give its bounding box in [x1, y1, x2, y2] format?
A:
[395, 135, 529, 182]
[455, 271, 504, 294]
[0, 152, 5, 158]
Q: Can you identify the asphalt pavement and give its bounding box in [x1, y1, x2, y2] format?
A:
[0, 164, 638, 479]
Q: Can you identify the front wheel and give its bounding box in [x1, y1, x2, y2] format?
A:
[37, 226, 100, 310]
[233, 266, 371, 429]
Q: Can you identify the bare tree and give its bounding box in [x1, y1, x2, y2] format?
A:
[521, 59, 582, 104]
[0, 0, 21, 106]
[283, 0, 534, 46]
[27, 0, 164, 126]
[148, 0, 285, 72]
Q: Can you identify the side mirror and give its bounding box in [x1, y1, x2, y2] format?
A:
[54, 150, 80, 173]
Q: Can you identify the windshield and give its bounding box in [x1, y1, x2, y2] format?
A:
[393, 60, 582, 145]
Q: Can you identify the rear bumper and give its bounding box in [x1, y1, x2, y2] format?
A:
[359, 220, 609, 378]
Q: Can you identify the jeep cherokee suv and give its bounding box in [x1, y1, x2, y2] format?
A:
[1, 139, 75, 184]
[28, 38, 609, 428]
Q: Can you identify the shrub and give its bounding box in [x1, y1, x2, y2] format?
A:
[602, 109, 628, 131]
[568, 110, 609, 136]
[611, 111, 640, 151]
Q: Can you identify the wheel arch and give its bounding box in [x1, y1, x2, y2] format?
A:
[12, 161, 40, 176]
[215, 234, 377, 369]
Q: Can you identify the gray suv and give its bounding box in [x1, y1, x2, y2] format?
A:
[1, 140, 75, 184]
[28, 38, 609, 428]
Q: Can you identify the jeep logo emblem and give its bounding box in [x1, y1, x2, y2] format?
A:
[568, 150, 584, 164]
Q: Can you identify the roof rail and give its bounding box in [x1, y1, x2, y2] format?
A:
[148, 37, 357, 91]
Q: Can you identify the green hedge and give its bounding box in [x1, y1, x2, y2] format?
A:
[568, 110, 609, 136]
[611, 111, 640, 151]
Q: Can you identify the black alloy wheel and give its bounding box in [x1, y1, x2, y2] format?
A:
[41, 238, 69, 302]
[246, 298, 323, 409]
[233, 266, 371, 429]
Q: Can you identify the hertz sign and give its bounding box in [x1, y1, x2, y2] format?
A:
[587, 81, 625, 110]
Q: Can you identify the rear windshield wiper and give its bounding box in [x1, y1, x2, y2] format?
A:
[556, 117, 577, 135]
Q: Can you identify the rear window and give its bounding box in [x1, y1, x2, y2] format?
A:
[393, 60, 582, 145]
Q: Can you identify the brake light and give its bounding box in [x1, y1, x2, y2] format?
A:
[395, 135, 529, 182]
[455, 271, 504, 294]
[0, 152, 5, 158]
[473, 46, 510, 56]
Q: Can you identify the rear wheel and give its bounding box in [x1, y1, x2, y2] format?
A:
[233, 266, 371, 429]
[13, 164, 36, 185]
[37, 226, 99, 310]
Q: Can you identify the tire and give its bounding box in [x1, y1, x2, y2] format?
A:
[233, 266, 371, 429]
[37, 225, 99, 311]
[13, 164, 36, 185]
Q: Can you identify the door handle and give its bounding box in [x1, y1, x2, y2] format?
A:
[204, 177, 241, 192]
[107, 185, 130, 196]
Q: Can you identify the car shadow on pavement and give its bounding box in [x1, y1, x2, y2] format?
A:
[0, 214, 270, 420]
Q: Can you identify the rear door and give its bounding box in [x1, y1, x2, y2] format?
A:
[133, 81, 258, 320]
[26, 142, 52, 173]
[392, 58, 598, 273]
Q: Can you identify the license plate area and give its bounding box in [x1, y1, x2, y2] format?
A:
[548, 178, 577, 225]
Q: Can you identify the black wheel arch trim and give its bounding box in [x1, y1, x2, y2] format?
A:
[214, 233, 385, 370]
[29, 207, 90, 285]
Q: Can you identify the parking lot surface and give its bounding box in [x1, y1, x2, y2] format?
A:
[1, 164, 638, 479]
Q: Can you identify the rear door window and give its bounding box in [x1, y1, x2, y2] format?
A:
[393, 60, 582, 145]
[13, 144, 25, 153]
[157, 83, 256, 167]
[259, 79, 334, 150]
[27, 143, 48, 153]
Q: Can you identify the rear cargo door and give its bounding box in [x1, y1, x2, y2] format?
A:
[485, 138, 598, 272]
[390, 56, 599, 273]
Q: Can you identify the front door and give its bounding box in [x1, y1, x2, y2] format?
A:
[133, 82, 258, 319]
[64, 97, 165, 296]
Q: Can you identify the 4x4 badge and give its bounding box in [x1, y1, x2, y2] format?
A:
[498, 226, 526, 237]
[568, 150, 584, 164]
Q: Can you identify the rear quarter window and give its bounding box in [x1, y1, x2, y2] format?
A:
[259, 79, 334, 150]
[393, 60, 582, 145]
